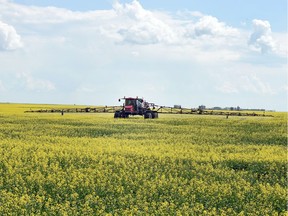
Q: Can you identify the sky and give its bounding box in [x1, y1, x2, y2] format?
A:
[0, 0, 287, 111]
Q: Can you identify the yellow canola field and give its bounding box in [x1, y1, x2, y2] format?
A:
[0, 103, 287, 215]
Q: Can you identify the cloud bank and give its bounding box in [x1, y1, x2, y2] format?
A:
[0, 0, 283, 56]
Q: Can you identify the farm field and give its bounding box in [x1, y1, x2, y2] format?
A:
[0, 103, 287, 215]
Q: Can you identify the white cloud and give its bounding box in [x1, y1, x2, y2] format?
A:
[190, 15, 239, 37]
[111, 1, 240, 46]
[0, 1, 114, 24]
[17, 72, 55, 91]
[113, 0, 178, 44]
[0, 20, 22, 50]
[248, 19, 276, 54]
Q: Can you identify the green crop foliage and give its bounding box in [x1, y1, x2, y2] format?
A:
[0, 103, 287, 215]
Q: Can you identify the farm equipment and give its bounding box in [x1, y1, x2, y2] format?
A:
[114, 97, 158, 119]
[24, 96, 273, 118]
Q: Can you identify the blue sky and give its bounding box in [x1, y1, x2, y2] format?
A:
[0, 0, 287, 110]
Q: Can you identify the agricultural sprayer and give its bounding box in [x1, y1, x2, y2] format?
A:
[25, 96, 273, 118]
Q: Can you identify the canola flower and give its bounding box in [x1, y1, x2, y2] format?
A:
[0, 103, 287, 215]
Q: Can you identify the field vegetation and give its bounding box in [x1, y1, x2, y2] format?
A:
[0, 103, 287, 215]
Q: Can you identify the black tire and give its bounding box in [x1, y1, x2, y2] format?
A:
[144, 112, 152, 119]
[152, 112, 158, 118]
[120, 111, 128, 118]
[114, 111, 120, 118]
